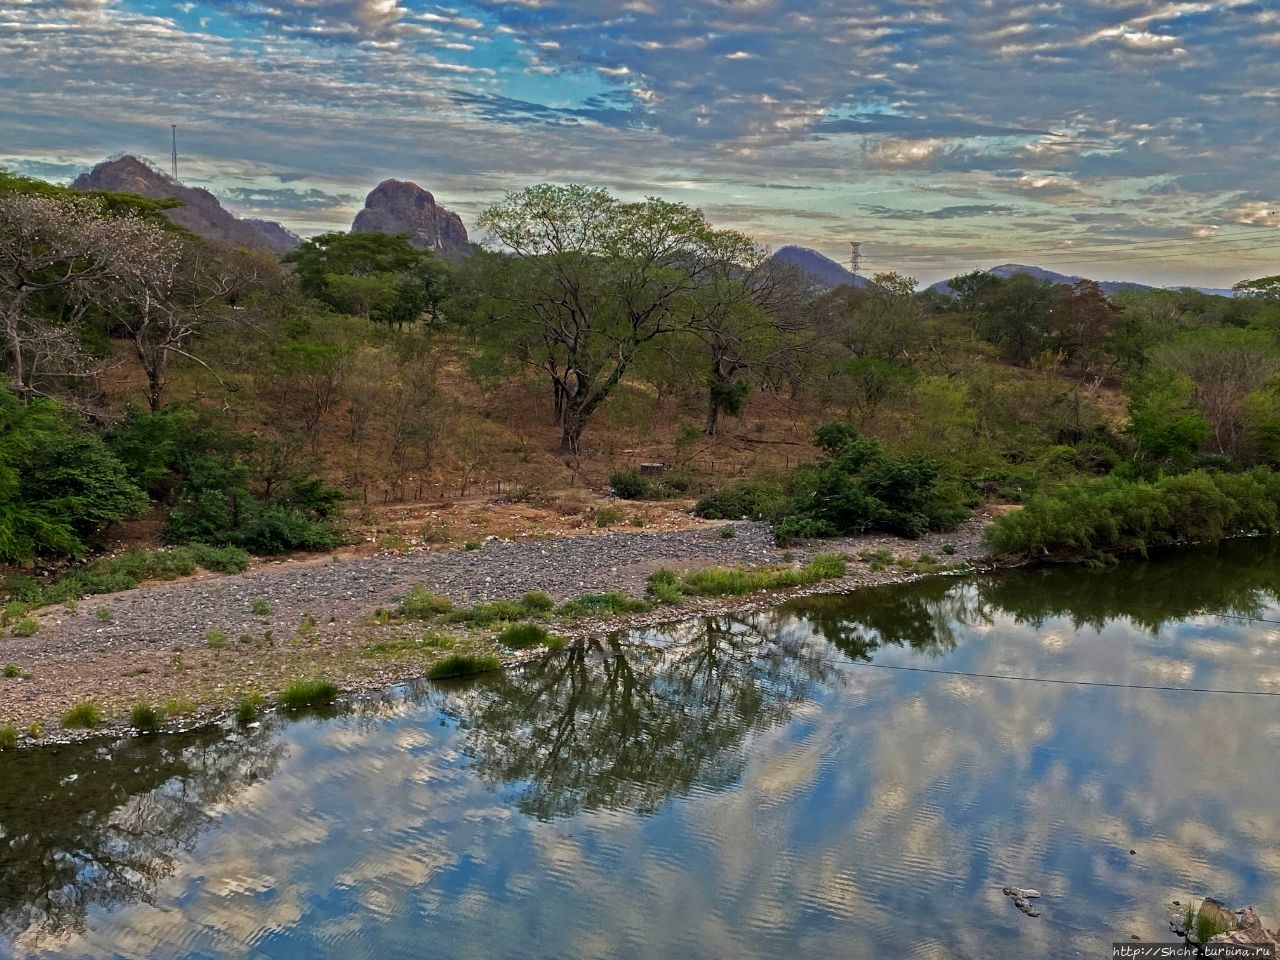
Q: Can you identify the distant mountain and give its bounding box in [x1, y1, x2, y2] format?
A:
[928, 263, 1154, 298]
[770, 245, 869, 290]
[241, 218, 303, 255]
[351, 180, 470, 258]
[71, 155, 301, 253]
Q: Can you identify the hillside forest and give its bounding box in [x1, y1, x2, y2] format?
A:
[3, 167, 1280, 594]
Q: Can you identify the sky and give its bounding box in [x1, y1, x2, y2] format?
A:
[1, 0, 1278, 288]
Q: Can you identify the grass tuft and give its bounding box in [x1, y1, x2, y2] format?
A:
[10, 617, 38, 637]
[235, 693, 264, 724]
[556, 592, 651, 619]
[399, 585, 453, 618]
[0, 724, 16, 750]
[427, 653, 502, 680]
[649, 553, 848, 599]
[279, 679, 339, 710]
[62, 701, 104, 730]
[130, 702, 163, 733]
[496, 622, 560, 649]
[3, 664, 20, 679]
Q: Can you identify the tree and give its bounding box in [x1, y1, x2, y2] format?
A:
[0, 192, 172, 404]
[283, 231, 448, 327]
[110, 240, 269, 411]
[0, 391, 147, 562]
[1123, 373, 1211, 470]
[978, 273, 1056, 365]
[1232, 275, 1280, 303]
[1153, 327, 1279, 457]
[475, 184, 759, 453]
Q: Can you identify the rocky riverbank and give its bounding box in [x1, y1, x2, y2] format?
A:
[0, 514, 996, 745]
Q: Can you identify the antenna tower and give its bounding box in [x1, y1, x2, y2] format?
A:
[170, 125, 178, 181]
[848, 241, 862, 278]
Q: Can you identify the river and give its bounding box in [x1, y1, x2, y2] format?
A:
[3, 538, 1278, 958]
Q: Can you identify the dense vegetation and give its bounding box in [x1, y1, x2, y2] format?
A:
[2, 164, 1279, 582]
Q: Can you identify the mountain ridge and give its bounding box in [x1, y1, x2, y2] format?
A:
[71, 155, 301, 254]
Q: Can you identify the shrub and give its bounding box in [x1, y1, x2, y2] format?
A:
[279, 680, 339, 710]
[399, 585, 453, 618]
[986, 468, 1280, 562]
[188, 543, 251, 573]
[129, 702, 163, 733]
[96, 607, 114, 622]
[10, 617, 37, 637]
[496, 622, 558, 649]
[594, 507, 625, 527]
[206, 629, 229, 648]
[694, 481, 788, 521]
[62, 702, 104, 729]
[520, 591, 555, 614]
[0, 724, 16, 750]
[427, 653, 502, 680]
[646, 569, 684, 605]
[609, 471, 692, 501]
[3, 663, 20, 678]
[718, 525, 737, 539]
[0, 392, 148, 563]
[251, 599, 271, 615]
[663, 555, 848, 598]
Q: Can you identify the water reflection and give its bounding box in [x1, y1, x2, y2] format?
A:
[1, 539, 1278, 959]
[0, 725, 283, 947]
[785, 537, 1280, 658]
[444, 617, 837, 819]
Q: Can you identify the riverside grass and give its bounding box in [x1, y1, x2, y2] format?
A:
[649, 553, 848, 600]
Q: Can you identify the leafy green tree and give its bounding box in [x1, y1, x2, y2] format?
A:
[0, 391, 147, 561]
[978, 273, 1056, 365]
[474, 184, 759, 453]
[1232, 275, 1280, 303]
[1123, 373, 1211, 470]
[283, 232, 448, 327]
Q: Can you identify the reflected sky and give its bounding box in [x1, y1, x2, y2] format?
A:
[3, 539, 1279, 959]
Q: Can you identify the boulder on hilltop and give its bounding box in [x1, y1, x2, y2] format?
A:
[350, 180, 470, 258]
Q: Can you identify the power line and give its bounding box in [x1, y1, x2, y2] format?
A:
[876, 224, 1278, 260]
[836, 658, 1280, 696]
[873, 238, 1278, 269]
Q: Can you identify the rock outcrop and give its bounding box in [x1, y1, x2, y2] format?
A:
[72, 155, 301, 253]
[350, 180, 470, 258]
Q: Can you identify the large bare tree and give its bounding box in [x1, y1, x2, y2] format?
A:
[0, 192, 172, 404]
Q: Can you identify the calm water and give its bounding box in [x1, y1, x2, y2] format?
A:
[3, 539, 1280, 959]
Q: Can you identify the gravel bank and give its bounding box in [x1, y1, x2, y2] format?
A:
[0, 516, 995, 741]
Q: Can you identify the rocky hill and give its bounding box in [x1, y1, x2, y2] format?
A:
[770, 245, 869, 290]
[350, 180, 470, 258]
[71, 155, 300, 253]
[924, 263, 1235, 298]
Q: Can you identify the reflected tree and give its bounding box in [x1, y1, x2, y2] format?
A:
[442, 615, 836, 820]
[0, 725, 284, 946]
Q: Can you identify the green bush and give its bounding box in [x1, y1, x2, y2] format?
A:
[62, 702, 103, 729]
[279, 679, 339, 710]
[10, 617, 37, 637]
[0, 392, 148, 562]
[0, 724, 16, 750]
[427, 653, 502, 680]
[399, 585, 453, 618]
[694, 481, 788, 521]
[610, 470, 693, 501]
[3, 663, 20, 678]
[129, 702, 163, 733]
[645, 568, 684, 605]
[520, 591, 555, 614]
[986, 468, 1280, 562]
